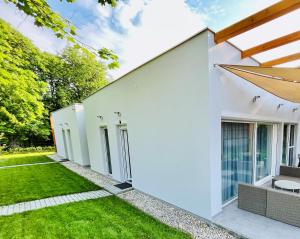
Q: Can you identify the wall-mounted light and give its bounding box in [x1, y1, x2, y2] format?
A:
[277, 103, 284, 110]
[293, 108, 298, 112]
[114, 112, 121, 117]
[71, 105, 76, 111]
[97, 115, 103, 120]
[252, 95, 260, 103]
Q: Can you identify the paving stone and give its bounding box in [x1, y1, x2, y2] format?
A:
[0, 190, 111, 216]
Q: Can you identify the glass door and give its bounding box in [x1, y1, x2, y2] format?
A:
[100, 127, 112, 174]
[255, 124, 272, 183]
[119, 126, 132, 182]
[282, 124, 296, 166]
[221, 121, 276, 204]
[221, 122, 254, 204]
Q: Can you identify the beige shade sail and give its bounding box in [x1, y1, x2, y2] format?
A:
[219, 64, 300, 103]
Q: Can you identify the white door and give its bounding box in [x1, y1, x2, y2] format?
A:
[282, 124, 296, 166]
[66, 129, 74, 161]
[100, 127, 112, 174]
[62, 129, 69, 159]
[119, 127, 132, 182]
[254, 124, 273, 185]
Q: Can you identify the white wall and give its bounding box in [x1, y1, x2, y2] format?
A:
[83, 30, 216, 219]
[208, 31, 300, 216]
[52, 104, 90, 166]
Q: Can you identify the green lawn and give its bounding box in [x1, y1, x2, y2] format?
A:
[0, 196, 191, 239]
[0, 152, 54, 167]
[0, 163, 100, 206]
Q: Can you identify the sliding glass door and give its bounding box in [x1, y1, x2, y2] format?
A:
[222, 122, 253, 203]
[282, 124, 296, 166]
[222, 121, 275, 204]
[256, 124, 272, 182]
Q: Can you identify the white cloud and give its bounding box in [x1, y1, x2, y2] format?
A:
[112, 0, 206, 78]
[0, 0, 67, 54]
[0, 0, 211, 80]
[76, 0, 206, 79]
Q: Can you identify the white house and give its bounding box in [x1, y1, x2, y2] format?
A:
[51, 103, 90, 166]
[81, 27, 300, 219]
[53, 2, 300, 220]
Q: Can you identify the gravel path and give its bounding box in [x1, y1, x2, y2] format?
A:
[49, 155, 240, 239]
[61, 161, 119, 188]
[118, 190, 240, 239]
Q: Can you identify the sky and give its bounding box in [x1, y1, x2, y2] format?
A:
[0, 0, 279, 79]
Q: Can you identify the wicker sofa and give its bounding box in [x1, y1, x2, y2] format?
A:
[272, 165, 300, 187]
[238, 172, 300, 228]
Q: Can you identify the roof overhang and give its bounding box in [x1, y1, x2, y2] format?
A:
[219, 64, 300, 103]
[215, 1, 300, 67]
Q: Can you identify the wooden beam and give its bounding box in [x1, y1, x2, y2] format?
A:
[261, 52, 300, 66]
[242, 31, 300, 58]
[215, 0, 300, 44]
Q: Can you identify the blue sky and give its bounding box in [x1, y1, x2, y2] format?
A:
[0, 0, 278, 78]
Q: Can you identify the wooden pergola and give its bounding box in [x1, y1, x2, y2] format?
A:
[215, 0, 300, 67]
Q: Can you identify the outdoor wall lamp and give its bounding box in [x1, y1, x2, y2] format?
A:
[114, 112, 121, 117]
[97, 115, 103, 120]
[293, 108, 298, 112]
[277, 103, 284, 110]
[252, 95, 260, 103]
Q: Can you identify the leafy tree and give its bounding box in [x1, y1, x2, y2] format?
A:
[41, 47, 108, 113]
[0, 19, 49, 146]
[0, 18, 109, 146]
[5, 0, 119, 69]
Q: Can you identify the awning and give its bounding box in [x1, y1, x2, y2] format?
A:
[219, 64, 300, 103]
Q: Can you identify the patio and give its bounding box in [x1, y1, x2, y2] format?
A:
[214, 167, 300, 239]
[213, 200, 300, 239]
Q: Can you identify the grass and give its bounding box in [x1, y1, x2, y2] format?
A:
[0, 152, 54, 167]
[0, 196, 192, 239]
[0, 163, 100, 206]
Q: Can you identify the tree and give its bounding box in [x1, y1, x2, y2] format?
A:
[0, 19, 109, 146]
[0, 19, 49, 146]
[41, 46, 108, 113]
[5, 0, 119, 69]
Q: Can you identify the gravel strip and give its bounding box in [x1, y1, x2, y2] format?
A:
[61, 161, 118, 188]
[118, 190, 239, 239]
[50, 155, 240, 239]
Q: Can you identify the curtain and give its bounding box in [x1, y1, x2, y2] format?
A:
[222, 122, 253, 203]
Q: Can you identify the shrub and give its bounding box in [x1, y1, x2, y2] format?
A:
[1, 146, 56, 155]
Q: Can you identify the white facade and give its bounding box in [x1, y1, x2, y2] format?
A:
[53, 29, 300, 220]
[208, 31, 300, 215]
[52, 104, 90, 166]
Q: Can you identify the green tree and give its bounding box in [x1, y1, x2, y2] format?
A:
[5, 0, 119, 69]
[41, 46, 108, 113]
[0, 19, 49, 146]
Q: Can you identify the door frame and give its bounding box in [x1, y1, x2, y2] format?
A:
[118, 125, 132, 182]
[253, 123, 275, 186]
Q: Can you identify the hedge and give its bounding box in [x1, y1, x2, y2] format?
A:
[0, 146, 56, 155]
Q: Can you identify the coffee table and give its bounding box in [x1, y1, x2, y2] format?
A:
[274, 180, 300, 193]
